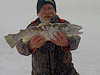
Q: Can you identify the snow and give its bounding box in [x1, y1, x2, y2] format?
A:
[0, 0, 100, 75]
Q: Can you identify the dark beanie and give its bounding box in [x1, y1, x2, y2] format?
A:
[37, 0, 56, 14]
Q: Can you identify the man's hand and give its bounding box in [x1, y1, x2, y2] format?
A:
[50, 32, 69, 47]
[29, 34, 46, 49]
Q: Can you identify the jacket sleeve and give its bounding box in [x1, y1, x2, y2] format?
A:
[67, 35, 81, 50]
[16, 23, 34, 56]
[16, 39, 33, 56]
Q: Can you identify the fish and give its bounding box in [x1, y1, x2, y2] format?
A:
[4, 23, 83, 48]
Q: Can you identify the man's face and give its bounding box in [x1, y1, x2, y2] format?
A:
[38, 4, 56, 23]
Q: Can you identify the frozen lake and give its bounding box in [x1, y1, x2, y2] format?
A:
[0, 0, 100, 75]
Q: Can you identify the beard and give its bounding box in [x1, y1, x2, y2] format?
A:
[39, 14, 54, 23]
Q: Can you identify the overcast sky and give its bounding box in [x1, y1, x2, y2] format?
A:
[0, 0, 100, 75]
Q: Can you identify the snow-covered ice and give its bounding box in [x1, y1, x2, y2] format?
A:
[0, 0, 100, 75]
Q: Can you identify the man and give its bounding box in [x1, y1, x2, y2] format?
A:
[16, 0, 81, 75]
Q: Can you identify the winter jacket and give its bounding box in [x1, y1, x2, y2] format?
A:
[16, 15, 80, 75]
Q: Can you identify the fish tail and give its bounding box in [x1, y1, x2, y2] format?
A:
[4, 34, 17, 48]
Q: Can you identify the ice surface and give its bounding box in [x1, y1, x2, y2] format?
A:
[0, 0, 100, 75]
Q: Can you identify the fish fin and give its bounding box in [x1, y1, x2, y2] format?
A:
[4, 34, 17, 48]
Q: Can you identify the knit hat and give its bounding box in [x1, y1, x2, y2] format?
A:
[37, 0, 56, 14]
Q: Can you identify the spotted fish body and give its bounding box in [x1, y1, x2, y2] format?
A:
[4, 23, 83, 48]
